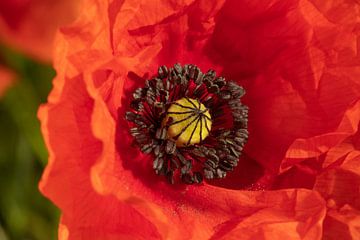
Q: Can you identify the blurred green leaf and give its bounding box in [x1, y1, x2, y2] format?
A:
[0, 43, 54, 165]
[0, 43, 58, 240]
[0, 224, 9, 240]
[3, 82, 49, 165]
[2, 81, 47, 165]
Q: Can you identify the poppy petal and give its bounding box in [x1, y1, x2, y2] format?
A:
[38, 76, 162, 240]
[314, 149, 360, 209]
[0, 0, 81, 61]
[204, 0, 360, 174]
[323, 205, 360, 240]
[281, 100, 360, 172]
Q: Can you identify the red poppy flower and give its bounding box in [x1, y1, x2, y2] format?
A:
[39, 0, 360, 239]
[0, 0, 81, 61]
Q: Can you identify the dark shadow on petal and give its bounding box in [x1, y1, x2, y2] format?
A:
[206, 152, 265, 190]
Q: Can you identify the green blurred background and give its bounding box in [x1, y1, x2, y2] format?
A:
[0, 43, 58, 240]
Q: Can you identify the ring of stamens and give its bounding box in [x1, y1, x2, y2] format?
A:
[125, 63, 248, 184]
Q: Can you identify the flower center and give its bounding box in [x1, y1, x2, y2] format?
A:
[125, 63, 248, 184]
[165, 98, 211, 147]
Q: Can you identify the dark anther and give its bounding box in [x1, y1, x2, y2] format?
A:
[227, 82, 245, 98]
[203, 78, 212, 87]
[203, 96, 214, 108]
[216, 169, 226, 178]
[154, 145, 162, 157]
[182, 173, 194, 184]
[192, 85, 204, 98]
[214, 77, 226, 88]
[176, 151, 187, 165]
[188, 65, 196, 79]
[208, 84, 220, 94]
[170, 158, 180, 170]
[193, 172, 203, 183]
[191, 148, 206, 158]
[219, 90, 231, 100]
[155, 128, 167, 140]
[158, 65, 169, 79]
[204, 159, 217, 169]
[219, 161, 233, 171]
[130, 100, 144, 111]
[229, 146, 240, 157]
[205, 69, 216, 80]
[135, 133, 148, 144]
[208, 152, 219, 162]
[141, 143, 153, 154]
[133, 88, 145, 99]
[125, 111, 138, 122]
[174, 63, 182, 74]
[125, 63, 248, 184]
[194, 72, 203, 85]
[130, 127, 140, 135]
[166, 171, 175, 184]
[204, 168, 214, 179]
[165, 140, 176, 155]
[153, 156, 164, 171]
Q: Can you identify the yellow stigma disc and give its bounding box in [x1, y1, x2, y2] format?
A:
[165, 98, 212, 147]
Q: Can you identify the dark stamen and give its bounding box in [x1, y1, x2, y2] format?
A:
[125, 63, 248, 184]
